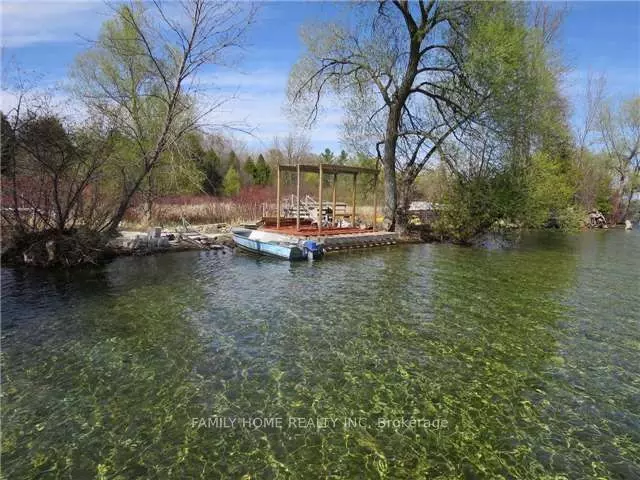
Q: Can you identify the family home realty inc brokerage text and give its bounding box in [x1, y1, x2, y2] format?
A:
[191, 417, 449, 430]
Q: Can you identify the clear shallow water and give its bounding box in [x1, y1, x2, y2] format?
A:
[2, 230, 639, 479]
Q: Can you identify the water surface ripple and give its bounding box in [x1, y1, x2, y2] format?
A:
[2, 230, 639, 478]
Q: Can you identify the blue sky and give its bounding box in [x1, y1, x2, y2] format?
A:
[1, 1, 639, 154]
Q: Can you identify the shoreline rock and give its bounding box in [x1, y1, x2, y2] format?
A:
[1, 228, 236, 268]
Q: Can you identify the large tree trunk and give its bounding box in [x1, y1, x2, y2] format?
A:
[379, 14, 422, 233]
[103, 170, 150, 236]
[142, 175, 155, 225]
[103, 108, 173, 235]
[381, 153, 397, 231]
[395, 174, 413, 236]
[623, 185, 635, 221]
[381, 104, 402, 231]
[612, 173, 626, 224]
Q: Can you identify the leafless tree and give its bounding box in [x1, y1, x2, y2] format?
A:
[72, 0, 256, 234]
[273, 132, 312, 165]
[288, 1, 487, 232]
[598, 96, 640, 221]
[1, 89, 115, 235]
[576, 72, 606, 162]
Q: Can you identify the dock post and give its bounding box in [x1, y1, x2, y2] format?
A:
[318, 164, 323, 232]
[373, 171, 377, 231]
[276, 164, 281, 229]
[332, 173, 337, 227]
[296, 164, 301, 231]
[352, 173, 357, 228]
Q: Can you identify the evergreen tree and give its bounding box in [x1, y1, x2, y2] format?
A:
[222, 166, 241, 197]
[228, 150, 240, 172]
[243, 156, 256, 184]
[200, 150, 223, 195]
[255, 153, 271, 185]
[0, 112, 16, 177]
[320, 148, 335, 164]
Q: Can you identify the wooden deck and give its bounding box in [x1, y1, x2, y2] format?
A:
[260, 226, 399, 252]
[261, 226, 369, 236]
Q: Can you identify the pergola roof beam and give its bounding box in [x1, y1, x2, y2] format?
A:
[277, 163, 378, 175]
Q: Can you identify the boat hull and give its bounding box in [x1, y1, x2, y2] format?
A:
[232, 232, 305, 260]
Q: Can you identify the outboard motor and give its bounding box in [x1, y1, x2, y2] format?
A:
[302, 240, 323, 260]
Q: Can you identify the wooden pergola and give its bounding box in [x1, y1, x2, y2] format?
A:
[276, 163, 380, 232]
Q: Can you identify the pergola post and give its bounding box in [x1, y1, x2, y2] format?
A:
[276, 164, 281, 229]
[352, 173, 357, 228]
[296, 164, 301, 231]
[373, 171, 378, 231]
[332, 173, 337, 227]
[318, 164, 323, 232]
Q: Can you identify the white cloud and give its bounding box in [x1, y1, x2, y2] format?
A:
[192, 65, 345, 152]
[0, 0, 346, 152]
[1, 72, 345, 154]
[0, 1, 346, 151]
[201, 83, 344, 152]
[0, 85, 86, 121]
[198, 65, 347, 152]
[0, 88, 19, 112]
[1, 1, 105, 48]
[198, 69, 290, 93]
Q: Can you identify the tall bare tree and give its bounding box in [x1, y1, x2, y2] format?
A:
[273, 132, 311, 165]
[572, 73, 609, 212]
[71, 0, 255, 234]
[1, 79, 116, 236]
[575, 73, 606, 162]
[598, 96, 640, 222]
[288, 1, 544, 232]
[290, 2, 460, 231]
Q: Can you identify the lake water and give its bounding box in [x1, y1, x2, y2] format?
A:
[2, 230, 639, 479]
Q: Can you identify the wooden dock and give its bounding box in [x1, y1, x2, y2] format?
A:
[261, 226, 399, 252]
[321, 232, 399, 252]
